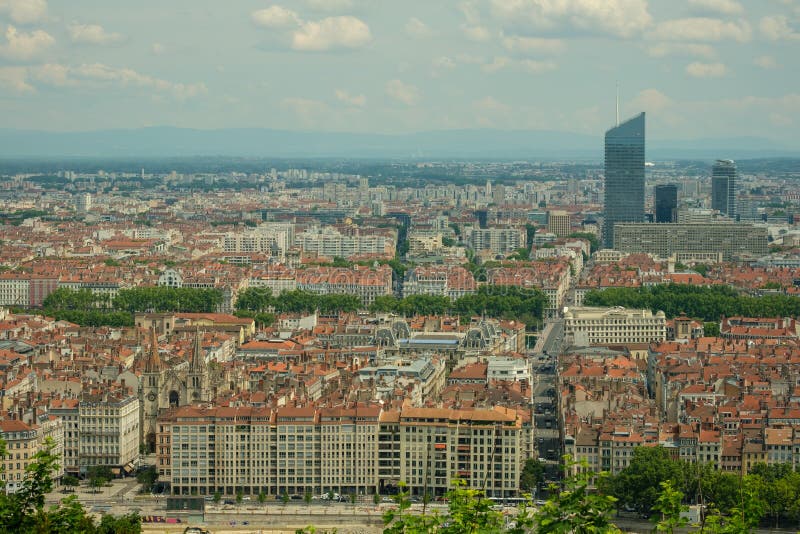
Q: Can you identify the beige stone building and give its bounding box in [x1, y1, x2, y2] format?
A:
[157, 404, 525, 499]
[0, 417, 65, 493]
[563, 306, 666, 346]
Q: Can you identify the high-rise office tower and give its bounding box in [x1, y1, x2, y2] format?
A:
[711, 159, 737, 218]
[654, 184, 678, 223]
[603, 112, 645, 248]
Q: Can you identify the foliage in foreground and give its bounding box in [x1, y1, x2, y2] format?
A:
[0, 437, 141, 533]
[300, 456, 765, 534]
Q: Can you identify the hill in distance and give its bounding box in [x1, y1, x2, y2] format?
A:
[0, 127, 794, 160]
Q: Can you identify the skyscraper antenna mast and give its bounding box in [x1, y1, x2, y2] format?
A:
[616, 82, 619, 127]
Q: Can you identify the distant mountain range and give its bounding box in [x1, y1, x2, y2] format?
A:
[0, 127, 795, 160]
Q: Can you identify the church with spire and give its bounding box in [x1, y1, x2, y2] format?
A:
[139, 327, 209, 452]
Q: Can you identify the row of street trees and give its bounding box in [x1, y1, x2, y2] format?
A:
[236, 285, 547, 328]
[584, 283, 800, 321]
[36, 286, 224, 327]
[369, 285, 546, 327]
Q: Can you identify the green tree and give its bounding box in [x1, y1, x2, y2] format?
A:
[97, 512, 142, 534]
[135, 465, 157, 491]
[0, 437, 141, 533]
[604, 446, 683, 515]
[258, 491, 267, 504]
[382, 483, 442, 534]
[704, 321, 720, 336]
[305, 491, 313, 507]
[567, 232, 600, 254]
[213, 491, 221, 504]
[87, 465, 112, 493]
[236, 490, 243, 504]
[520, 458, 545, 494]
[650, 481, 688, 533]
[535, 457, 619, 534]
[61, 474, 79, 493]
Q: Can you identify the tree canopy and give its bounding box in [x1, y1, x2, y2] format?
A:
[584, 283, 800, 322]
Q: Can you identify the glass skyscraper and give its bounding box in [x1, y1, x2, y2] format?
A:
[711, 159, 737, 219]
[654, 184, 678, 223]
[603, 112, 645, 249]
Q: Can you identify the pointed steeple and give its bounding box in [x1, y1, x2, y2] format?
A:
[144, 327, 163, 373]
[191, 326, 204, 372]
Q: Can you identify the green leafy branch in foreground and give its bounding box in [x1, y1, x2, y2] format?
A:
[0, 437, 141, 533]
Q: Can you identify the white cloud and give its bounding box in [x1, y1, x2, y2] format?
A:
[406, 17, 431, 38]
[68, 23, 125, 45]
[0, 25, 54, 61]
[335, 89, 366, 107]
[252, 7, 370, 51]
[647, 42, 716, 59]
[687, 0, 743, 15]
[33, 62, 71, 86]
[754, 55, 778, 69]
[292, 16, 371, 51]
[489, 0, 652, 39]
[629, 88, 673, 113]
[0, 0, 47, 24]
[251, 6, 301, 29]
[686, 61, 727, 78]
[28, 62, 207, 99]
[502, 36, 565, 56]
[520, 59, 557, 73]
[462, 24, 490, 41]
[385, 79, 419, 106]
[151, 43, 165, 55]
[759, 15, 800, 41]
[653, 18, 751, 42]
[0, 65, 34, 92]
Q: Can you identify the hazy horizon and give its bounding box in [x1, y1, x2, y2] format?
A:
[0, 1, 798, 145]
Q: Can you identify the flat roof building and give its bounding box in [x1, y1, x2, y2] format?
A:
[613, 222, 768, 261]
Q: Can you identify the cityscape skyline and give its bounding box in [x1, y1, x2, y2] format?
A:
[0, 1, 798, 145]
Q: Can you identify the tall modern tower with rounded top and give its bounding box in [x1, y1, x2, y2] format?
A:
[603, 112, 645, 249]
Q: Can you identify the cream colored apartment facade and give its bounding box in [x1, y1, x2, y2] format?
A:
[158, 405, 524, 499]
[78, 393, 139, 473]
[563, 306, 666, 346]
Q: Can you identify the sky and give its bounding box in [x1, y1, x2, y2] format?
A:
[0, 0, 798, 143]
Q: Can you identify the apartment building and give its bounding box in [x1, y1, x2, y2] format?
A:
[0, 273, 29, 307]
[223, 223, 293, 260]
[563, 306, 666, 346]
[50, 398, 80, 475]
[464, 227, 525, 255]
[0, 417, 65, 493]
[78, 393, 139, 474]
[157, 405, 525, 499]
[296, 265, 392, 305]
[613, 223, 768, 260]
[547, 211, 571, 237]
[295, 227, 394, 258]
[402, 266, 476, 300]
